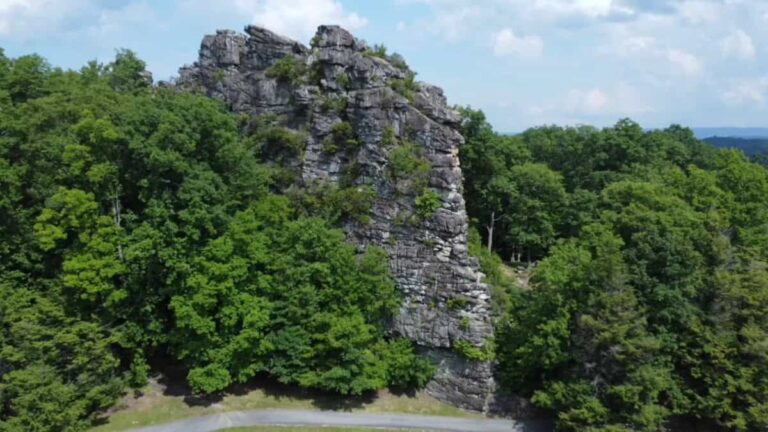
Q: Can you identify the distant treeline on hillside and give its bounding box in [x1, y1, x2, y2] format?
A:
[704, 136, 768, 155]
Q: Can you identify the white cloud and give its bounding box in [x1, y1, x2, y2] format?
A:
[720, 29, 756, 60]
[228, 0, 367, 42]
[566, 88, 609, 114]
[527, 82, 653, 125]
[0, 0, 91, 37]
[396, 4, 484, 42]
[667, 49, 703, 76]
[678, 0, 722, 24]
[534, 0, 614, 18]
[566, 83, 652, 116]
[722, 76, 768, 105]
[608, 34, 657, 57]
[492, 28, 543, 59]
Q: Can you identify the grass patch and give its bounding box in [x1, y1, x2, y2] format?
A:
[89, 377, 477, 431]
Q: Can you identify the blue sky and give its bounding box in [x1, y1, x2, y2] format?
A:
[1, 0, 766, 132]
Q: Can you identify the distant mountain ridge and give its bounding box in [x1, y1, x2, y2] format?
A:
[692, 127, 768, 156]
[693, 127, 768, 140]
[703, 136, 768, 156]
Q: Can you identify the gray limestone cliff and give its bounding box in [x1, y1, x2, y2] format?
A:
[177, 25, 497, 412]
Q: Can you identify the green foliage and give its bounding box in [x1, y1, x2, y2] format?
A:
[340, 161, 364, 187]
[414, 189, 442, 219]
[363, 44, 409, 71]
[387, 53, 409, 71]
[288, 182, 376, 225]
[335, 71, 352, 90]
[380, 339, 436, 390]
[460, 316, 471, 331]
[265, 55, 307, 84]
[461, 107, 768, 430]
[310, 35, 321, 49]
[363, 44, 388, 59]
[170, 198, 405, 395]
[0, 50, 433, 430]
[446, 297, 469, 311]
[453, 340, 495, 362]
[319, 94, 348, 114]
[467, 228, 518, 318]
[245, 114, 307, 160]
[107, 49, 150, 93]
[381, 126, 397, 147]
[388, 140, 431, 194]
[389, 72, 419, 102]
[5, 54, 50, 103]
[323, 121, 359, 154]
[0, 283, 124, 432]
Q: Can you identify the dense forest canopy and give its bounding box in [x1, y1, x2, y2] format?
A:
[460, 109, 768, 431]
[0, 49, 433, 432]
[2, 44, 768, 432]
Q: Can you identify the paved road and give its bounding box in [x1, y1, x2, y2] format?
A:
[126, 409, 553, 432]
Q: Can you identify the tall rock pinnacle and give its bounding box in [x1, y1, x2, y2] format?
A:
[178, 25, 496, 411]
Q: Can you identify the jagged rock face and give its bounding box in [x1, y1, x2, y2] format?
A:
[178, 25, 495, 412]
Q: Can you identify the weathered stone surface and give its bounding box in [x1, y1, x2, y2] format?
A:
[178, 24, 496, 412]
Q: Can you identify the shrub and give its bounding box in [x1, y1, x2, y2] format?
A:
[381, 339, 436, 390]
[447, 297, 469, 311]
[265, 55, 307, 84]
[389, 140, 431, 193]
[364, 44, 388, 59]
[310, 34, 321, 49]
[388, 52, 409, 70]
[460, 316, 471, 331]
[323, 121, 359, 154]
[453, 339, 495, 362]
[289, 182, 376, 224]
[336, 71, 352, 90]
[340, 161, 363, 187]
[319, 94, 348, 114]
[309, 60, 325, 85]
[415, 189, 442, 219]
[467, 228, 519, 319]
[381, 126, 397, 147]
[363, 45, 408, 71]
[390, 72, 419, 102]
[246, 115, 307, 159]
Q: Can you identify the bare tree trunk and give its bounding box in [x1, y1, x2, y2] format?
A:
[486, 211, 495, 252]
[112, 191, 124, 262]
[485, 211, 502, 252]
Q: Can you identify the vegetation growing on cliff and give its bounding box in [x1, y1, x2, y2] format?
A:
[461, 108, 768, 431]
[265, 55, 307, 84]
[0, 50, 434, 432]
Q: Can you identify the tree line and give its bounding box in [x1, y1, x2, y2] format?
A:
[460, 109, 768, 431]
[0, 50, 433, 432]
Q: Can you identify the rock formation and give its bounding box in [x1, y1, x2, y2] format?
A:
[178, 25, 496, 411]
